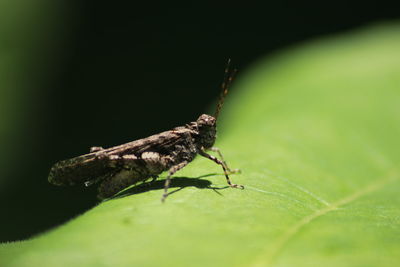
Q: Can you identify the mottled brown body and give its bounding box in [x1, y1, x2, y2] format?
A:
[48, 60, 243, 201]
[48, 115, 242, 200]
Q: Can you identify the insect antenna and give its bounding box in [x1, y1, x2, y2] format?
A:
[214, 59, 237, 121]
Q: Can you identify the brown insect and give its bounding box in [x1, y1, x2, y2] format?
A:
[48, 60, 243, 202]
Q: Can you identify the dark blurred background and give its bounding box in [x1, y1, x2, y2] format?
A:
[0, 0, 398, 242]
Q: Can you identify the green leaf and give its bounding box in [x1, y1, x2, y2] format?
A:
[2, 23, 400, 267]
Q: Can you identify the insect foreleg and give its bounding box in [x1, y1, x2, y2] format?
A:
[209, 147, 241, 174]
[161, 160, 189, 202]
[199, 149, 244, 189]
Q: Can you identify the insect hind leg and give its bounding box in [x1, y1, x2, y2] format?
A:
[98, 152, 169, 199]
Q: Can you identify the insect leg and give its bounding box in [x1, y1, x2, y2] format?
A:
[199, 149, 244, 189]
[209, 147, 241, 174]
[106, 154, 138, 168]
[98, 152, 170, 199]
[161, 160, 189, 202]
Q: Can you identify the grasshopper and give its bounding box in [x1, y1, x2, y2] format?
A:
[48, 60, 243, 202]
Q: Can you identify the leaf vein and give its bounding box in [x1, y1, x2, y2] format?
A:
[251, 169, 399, 267]
[265, 169, 330, 206]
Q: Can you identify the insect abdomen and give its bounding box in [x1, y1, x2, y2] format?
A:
[48, 156, 110, 186]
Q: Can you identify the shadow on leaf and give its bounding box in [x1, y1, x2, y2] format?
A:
[106, 173, 229, 201]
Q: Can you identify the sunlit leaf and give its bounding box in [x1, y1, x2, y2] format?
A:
[1, 23, 400, 267]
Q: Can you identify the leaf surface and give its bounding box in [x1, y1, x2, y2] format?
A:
[1, 23, 400, 267]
